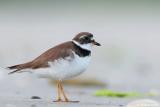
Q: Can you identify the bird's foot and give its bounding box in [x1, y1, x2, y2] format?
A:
[64, 98, 79, 103]
[53, 99, 63, 102]
[53, 99, 79, 103]
[64, 100, 80, 103]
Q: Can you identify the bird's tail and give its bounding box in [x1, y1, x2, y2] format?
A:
[7, 62, 32, 74]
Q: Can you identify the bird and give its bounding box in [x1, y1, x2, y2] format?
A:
[7, 32, 101, 102]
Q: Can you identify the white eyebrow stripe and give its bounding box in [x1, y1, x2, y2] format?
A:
[80, 35, 87, 39]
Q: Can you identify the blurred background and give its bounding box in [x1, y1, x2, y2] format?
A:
[0, 0, 160, 99]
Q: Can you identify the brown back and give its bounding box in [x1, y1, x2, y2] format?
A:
[30, 41, 74, 69]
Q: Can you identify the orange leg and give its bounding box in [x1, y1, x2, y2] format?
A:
[59, 81, 69, 102]
[53, 80, 62, 102]
[53, 80, 79, 103]
[59, 81, 79, 103]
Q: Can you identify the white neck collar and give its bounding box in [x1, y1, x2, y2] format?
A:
[72, 40, 92, 51]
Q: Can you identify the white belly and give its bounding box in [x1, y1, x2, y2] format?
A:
[31, 54, 91, 80]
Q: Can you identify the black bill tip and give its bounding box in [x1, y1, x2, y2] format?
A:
[92, 40, 101, 46]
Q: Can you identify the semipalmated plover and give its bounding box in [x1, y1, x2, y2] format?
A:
[7, 32, 101, 102]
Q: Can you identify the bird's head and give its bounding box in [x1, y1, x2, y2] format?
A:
[72, 32, 101, 50]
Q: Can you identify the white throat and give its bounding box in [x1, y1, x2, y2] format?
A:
[72, 40, 92, 51]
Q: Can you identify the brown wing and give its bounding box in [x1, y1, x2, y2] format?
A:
[8, 41, 74, 74]
[31, 41, 74, 69]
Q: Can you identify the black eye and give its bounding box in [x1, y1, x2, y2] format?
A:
[84, 37, 89, 40]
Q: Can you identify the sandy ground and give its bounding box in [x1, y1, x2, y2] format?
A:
[0, 86, 159, 107]
[0, 70, 159, 107]
[0, 95, 159, 107]
[0, 95, 128, 107]
[0, 96, 125, 107]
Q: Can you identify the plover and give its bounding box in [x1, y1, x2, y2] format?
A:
[7, 32, 101, 102]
